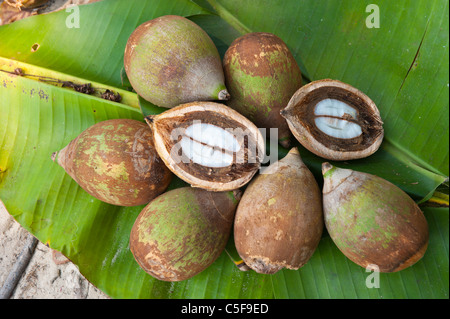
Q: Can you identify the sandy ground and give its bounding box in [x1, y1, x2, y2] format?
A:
[0, 201, 109, 299]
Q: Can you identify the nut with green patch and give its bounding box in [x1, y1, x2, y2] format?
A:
[223, 32, 302, 148]
[130, 187, 240, 281]
[52, 119, 172, 206]
[124, 15, 229, 108]
[322, 163, 429, 272]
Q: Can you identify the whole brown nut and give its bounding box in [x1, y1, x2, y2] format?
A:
[322, 163, 429, 272]
[124, 15, 229, 108]
[224, 32, 302, 148]
[52, 119, 172, 206]
[130, 187, 241, 281]
[234, 148, 323, 274]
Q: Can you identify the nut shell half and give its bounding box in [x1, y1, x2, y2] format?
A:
[146, 101, 265, 191]
[281, 79, 384, 160]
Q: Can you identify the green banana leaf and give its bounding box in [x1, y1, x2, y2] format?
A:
[0, 0, 448, 299]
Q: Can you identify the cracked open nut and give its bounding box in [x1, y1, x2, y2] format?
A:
[281, 79, 384, 161]
[145, 101, 265, 191]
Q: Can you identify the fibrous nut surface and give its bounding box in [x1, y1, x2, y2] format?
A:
[53, 119, 172, 206]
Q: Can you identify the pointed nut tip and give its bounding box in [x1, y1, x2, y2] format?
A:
[144, 115, 154, 125]
[322, 162, 333, 175]
[51, 151, 58, 162]
[280, 108, 289, 118]
[218, 89, 230, 101]
[288, 147, 300, 155]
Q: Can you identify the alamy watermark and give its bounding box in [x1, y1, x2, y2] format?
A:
[366, 4, 380, 29]
[66, 5, 80, 29]
[63, 4, 380, 34]
[365, 264, 380, 288]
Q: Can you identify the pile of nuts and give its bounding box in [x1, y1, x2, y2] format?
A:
[53, 15, 429, 281]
